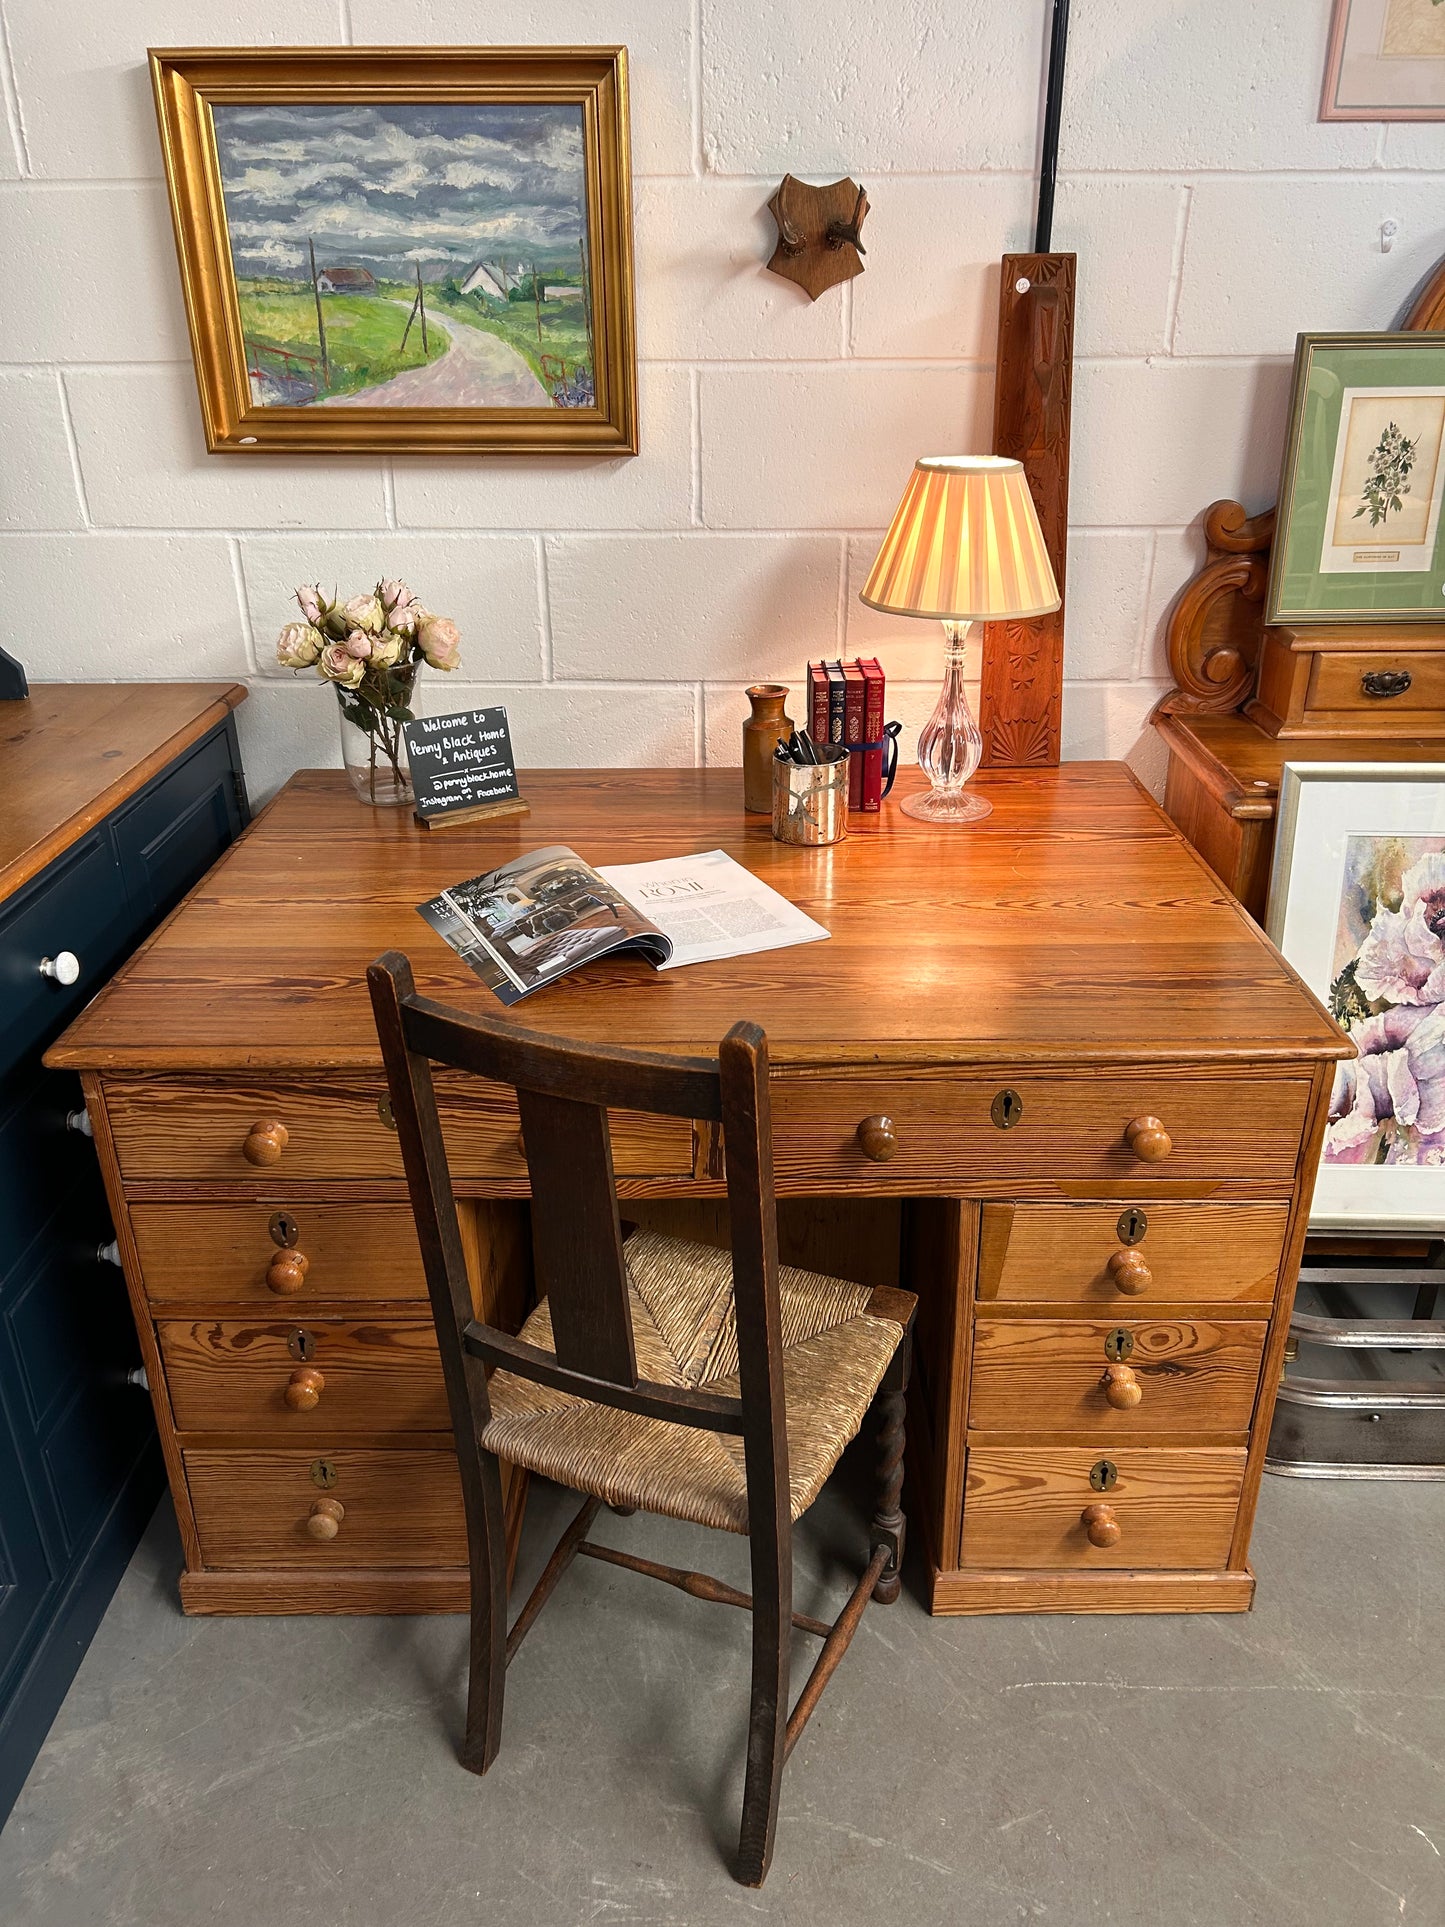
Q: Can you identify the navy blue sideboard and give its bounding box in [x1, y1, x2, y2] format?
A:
[0, 684, 248, 1825]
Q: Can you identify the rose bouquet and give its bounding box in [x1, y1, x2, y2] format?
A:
[277, 580, 460, 806]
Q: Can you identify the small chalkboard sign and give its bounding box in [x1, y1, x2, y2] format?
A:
[404, 706, 530, 830]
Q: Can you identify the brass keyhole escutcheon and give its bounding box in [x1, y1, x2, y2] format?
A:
[1104, 1328, 1134, 1363]
[990, 1089, 1023, 1131]
[309, 1457, 338, 1490]
[269, 1211, 300, 1250]
[288, 1329, 318, 1363]
[378, 1094, 398, 1132]
[1116, 1207, 1148, 1247]
[1089, 1458, 1118, 1493]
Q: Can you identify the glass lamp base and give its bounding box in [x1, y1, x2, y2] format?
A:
[899, 787, 993, 825]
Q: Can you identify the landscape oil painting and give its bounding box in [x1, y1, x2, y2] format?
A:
[212, 101, 596, 411]
[150, 48, 637, 453]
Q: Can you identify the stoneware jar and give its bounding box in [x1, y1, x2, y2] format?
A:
[743, 683, 793, 813]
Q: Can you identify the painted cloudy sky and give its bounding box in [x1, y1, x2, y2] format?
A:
[212, 102, 587, 281]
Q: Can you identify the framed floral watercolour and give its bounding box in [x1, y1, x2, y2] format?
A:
[1322, 0, 1445, 120]
[1267, 762, 1445, 1229]
[1266, 334, 1445, 625]
[149, 47, 637, 455]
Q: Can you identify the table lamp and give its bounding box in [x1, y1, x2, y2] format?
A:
[860, 455, 1060, 824]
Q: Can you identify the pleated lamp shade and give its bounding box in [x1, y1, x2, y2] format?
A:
[859, 455, 1060, 622]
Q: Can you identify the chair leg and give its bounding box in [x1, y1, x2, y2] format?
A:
[459, 1449, 510, 1776]
[870, 1329, 911, 1605]
[735, 1514, 792, 1887]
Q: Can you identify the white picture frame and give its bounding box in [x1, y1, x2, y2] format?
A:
[1267, 762, 1445, 1231]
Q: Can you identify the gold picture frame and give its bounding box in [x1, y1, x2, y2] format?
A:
[150, 46, 637, 455]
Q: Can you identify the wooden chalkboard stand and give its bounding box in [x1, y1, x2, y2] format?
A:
[413, 796, 532, 832]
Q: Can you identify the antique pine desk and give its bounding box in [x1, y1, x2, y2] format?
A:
[47, 763, 1349, 1617]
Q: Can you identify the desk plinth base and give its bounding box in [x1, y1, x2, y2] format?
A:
[925, 1566, 1256, 1616]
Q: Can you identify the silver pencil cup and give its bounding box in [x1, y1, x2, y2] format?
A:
[771, 745, 849, 846]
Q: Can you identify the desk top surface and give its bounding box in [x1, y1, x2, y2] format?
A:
[0, 682, 247, 900]
[50, 761, 1347, 1074]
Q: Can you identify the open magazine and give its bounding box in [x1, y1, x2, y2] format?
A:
[418, 846, 828, 1006]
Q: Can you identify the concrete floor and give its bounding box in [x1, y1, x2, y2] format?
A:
[1, 1461, 1441, 1927]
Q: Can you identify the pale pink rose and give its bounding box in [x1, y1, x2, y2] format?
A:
[379, 579, 415, 615]
[342, 593, 384, 635]
[295, 584, 324, 626]
[276, 621, 324, 668]
[370, 632, 403, 668]
[389, 602, 420, 635]
[319, 641, 365, 688]
[418, 615, 461, 670]
[344, 631, 373, 660]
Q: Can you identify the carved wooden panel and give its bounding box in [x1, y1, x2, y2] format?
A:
[979, 253, 1075, 768]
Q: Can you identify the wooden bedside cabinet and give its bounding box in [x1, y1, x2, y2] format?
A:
[49, 766, 1347, 1617]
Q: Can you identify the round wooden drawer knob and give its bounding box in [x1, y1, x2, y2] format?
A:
[1081, 1501, 1122, 1548]
[285, 1366, 325, 1411]
[243, 1119, 289, 1166]
[306, 1496, 344, 1540]
[1107, 1249, 1152, 1295]
[1101, 1363, 1143, 1410]
[1124, 1115, 1172, 1163]
[266, 1250, 310, 1296]
[856, 1115, 898, 1163]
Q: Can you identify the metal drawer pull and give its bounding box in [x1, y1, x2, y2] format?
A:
[1361, 669, 1411, 699]
[65, 1108, 93, 1137]
[39, 951, 80, 985]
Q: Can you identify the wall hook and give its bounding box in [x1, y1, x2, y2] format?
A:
[765, 174, 869, 300]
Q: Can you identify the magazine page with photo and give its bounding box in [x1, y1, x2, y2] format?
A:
[419, 846, 829, 1004]
[418, 846, 670, 1007]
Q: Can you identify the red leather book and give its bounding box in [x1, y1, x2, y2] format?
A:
[859, 657, 885, 811]
[808, 662, 829, 746]
[842, 662, 866, 809]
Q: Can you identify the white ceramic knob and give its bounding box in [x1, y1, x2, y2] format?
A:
[66, 1108, 94, 1137]
[127, 1367, 149, 1391]
[97, 1240, 122, 1267]
[40, 952, 80, 985]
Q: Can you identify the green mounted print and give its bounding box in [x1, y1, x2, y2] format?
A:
[1266, 333, 1445, 625]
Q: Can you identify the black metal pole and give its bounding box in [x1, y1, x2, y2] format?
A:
[1034, 0, 1071, 253]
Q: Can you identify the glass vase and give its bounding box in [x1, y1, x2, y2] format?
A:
[336, 660, 422, 808]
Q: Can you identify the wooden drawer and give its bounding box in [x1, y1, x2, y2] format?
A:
[961, 1445, 1246, 1570]
[104, 1073, 693, 1183]
[185, 1448, 465, 1567]
[977, 1201, 1289, 1304]
[1307, 649, 1445, 717]
[770, 1073, 1309, 1191]
[160, 1318, 444, 1432]
[968, 1317, 1267, 1437]
[132, 1202, 427, 1307]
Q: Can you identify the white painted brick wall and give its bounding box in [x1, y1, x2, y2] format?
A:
[0, 0, 1440, 801]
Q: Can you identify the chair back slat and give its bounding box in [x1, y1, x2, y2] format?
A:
[367, 952, 788, 1467]
[516, 1085, 637, 1386]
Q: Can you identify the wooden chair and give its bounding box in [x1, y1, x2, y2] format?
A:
[368, 952, 917, 1888]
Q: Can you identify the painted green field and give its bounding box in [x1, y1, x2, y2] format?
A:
[428, 285, 593, 392]
[237, 279, 444, 400]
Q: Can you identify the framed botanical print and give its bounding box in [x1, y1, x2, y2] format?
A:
[149, 47, 637, 455]
[1268, 762, 1445, 1229]
[1322, 0, 1445, 120]
[1266, 333, 1445, 625]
